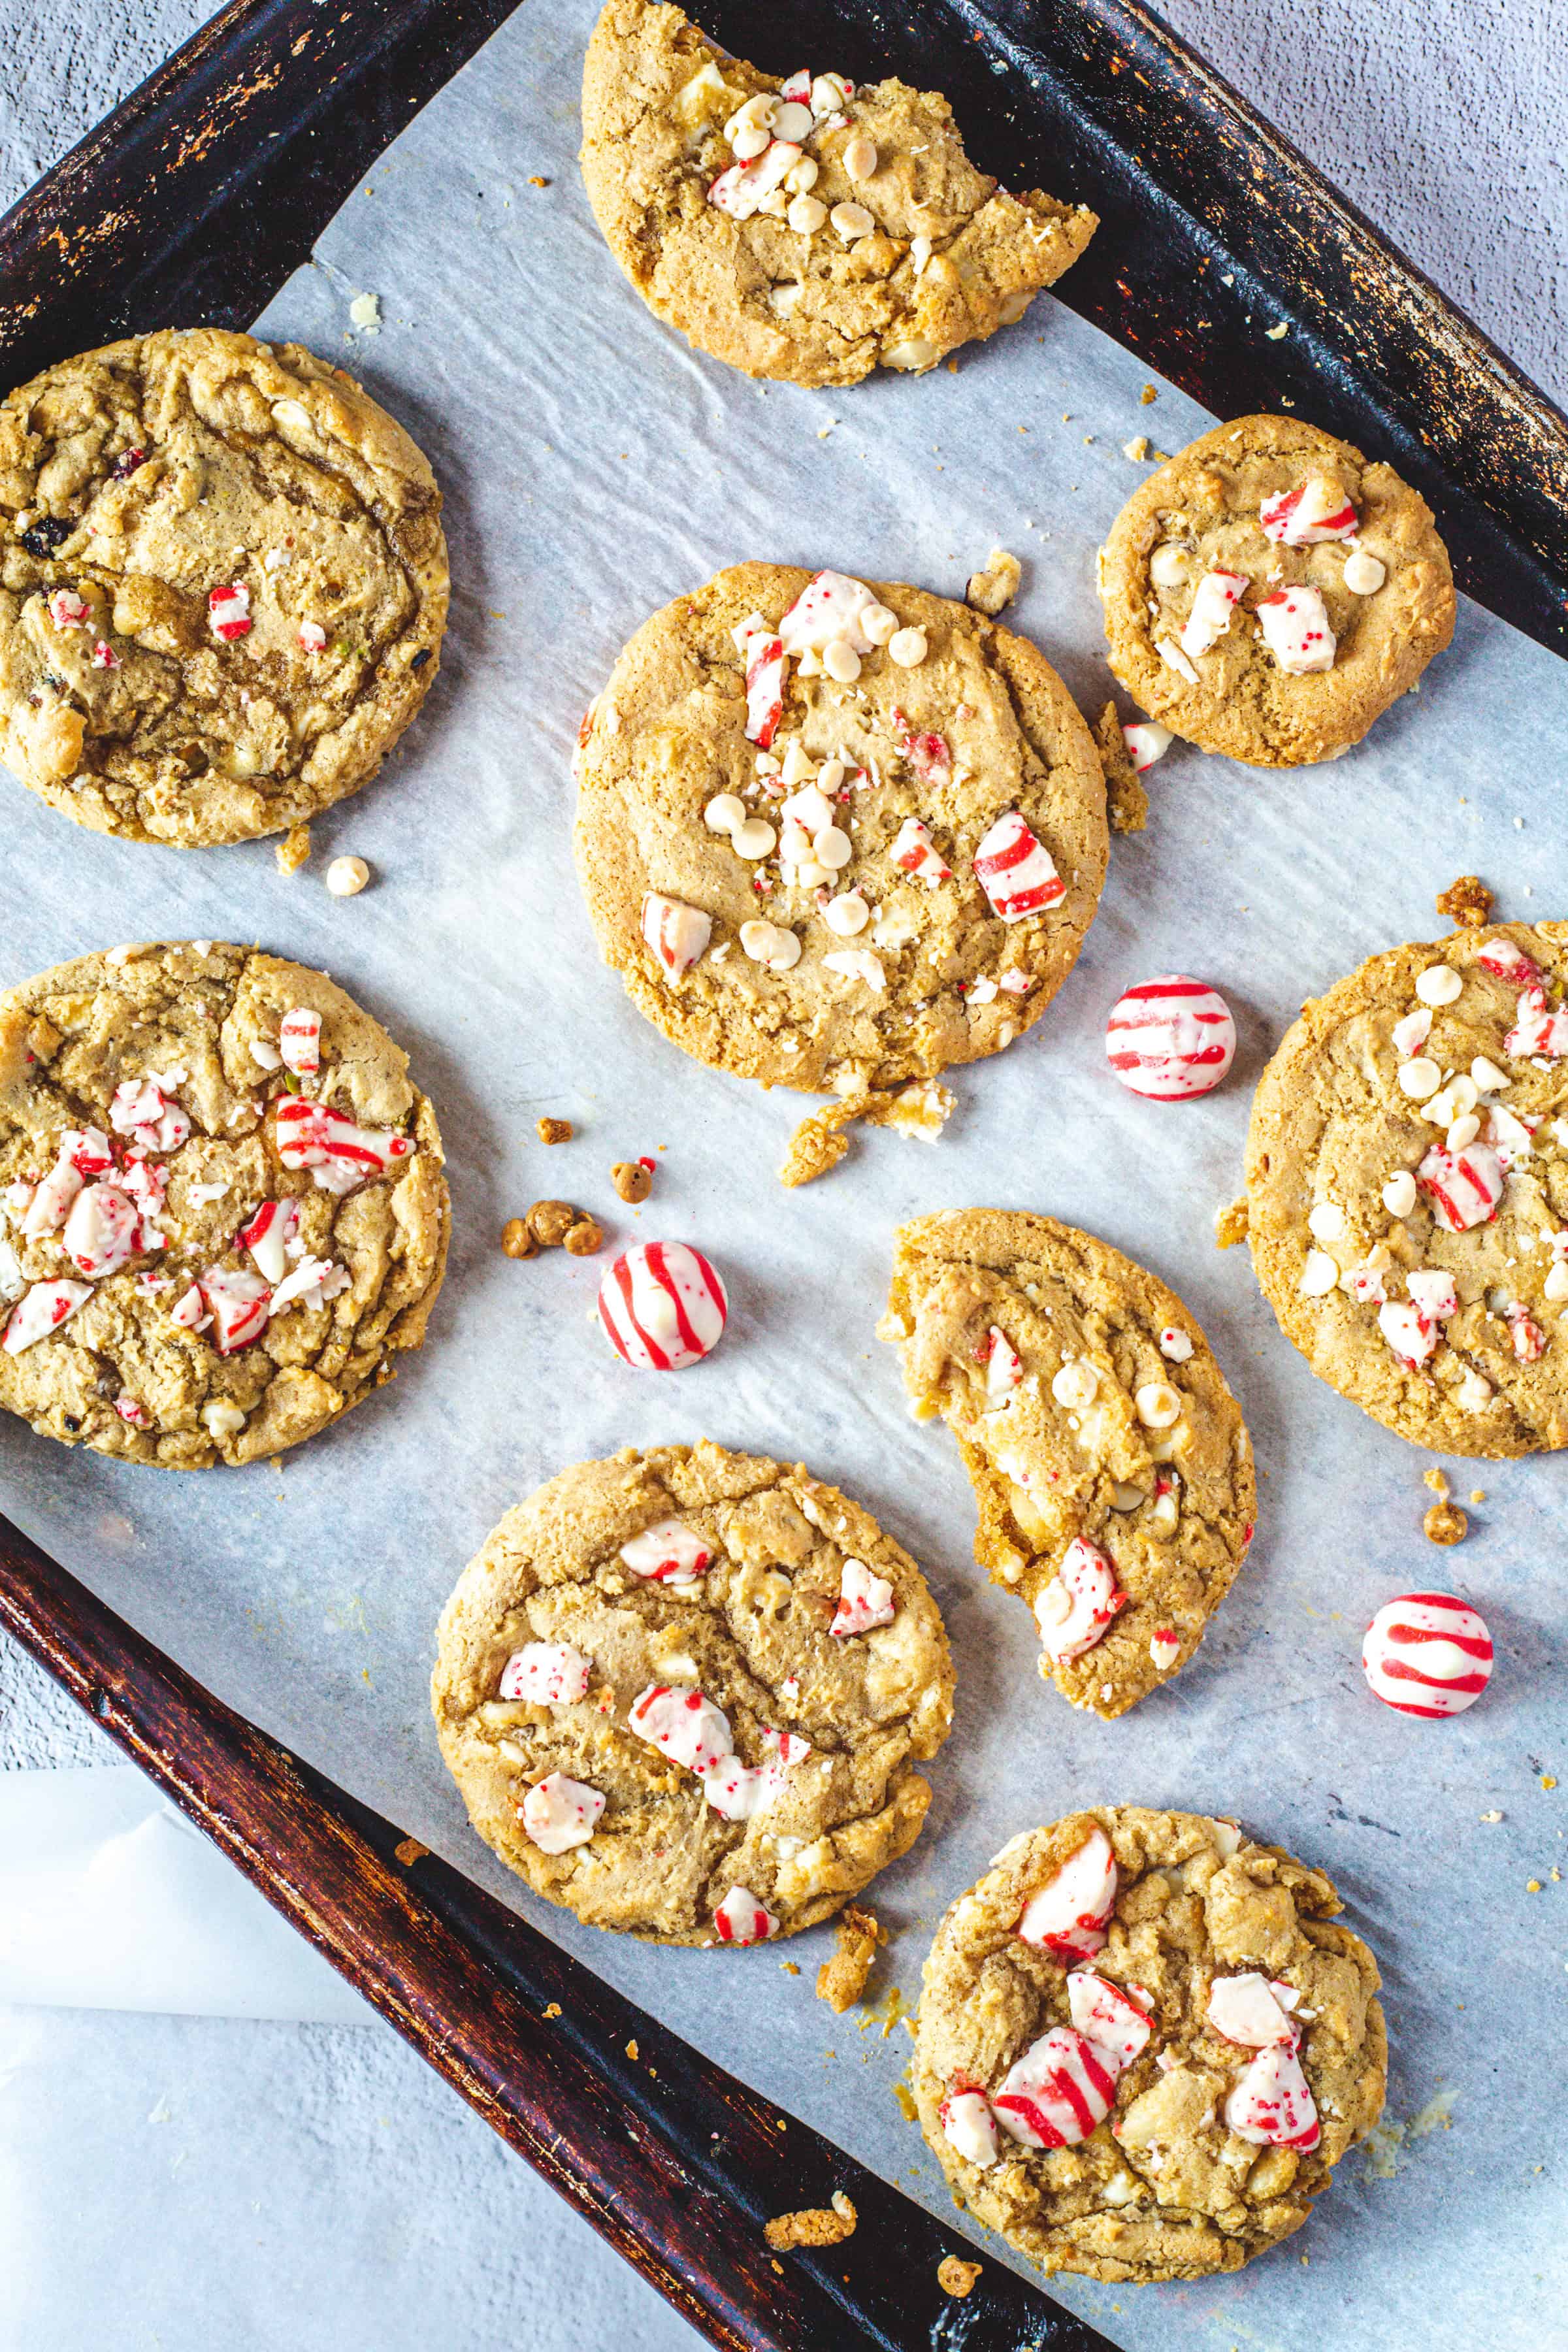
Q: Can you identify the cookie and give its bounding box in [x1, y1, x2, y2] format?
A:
[913, 1807, 1386, 2282]
[0, 329, 448, 845]
[574, 564, 1109, 1135]
[1098, 415, 1454, 767]
[431, 1441, 954, 1944]
[1246, 919, 1568, 1456]
[881, 1211, 1255, 1718]
[0, 940, 448, 1465]
[580, 0, 1096, 389]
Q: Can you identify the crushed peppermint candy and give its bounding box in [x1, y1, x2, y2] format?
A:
[983, 1324, 1023, 1399]
[890, 815, 953, 883]
[522, 1771, 605, 1854]
[1016, 1826, 1118, 1961]
[1504, 985, 1568, 1061]
[829, 1558, 896, 1638]
[1067, 1970, 1154, 2065]
[598, 1241, 727, 1370]
[61, 1183, 142, 1279]
[629, 1684, 732, 1778]
[269, 1255, 350, 1316]
[778, 570, 881, 658]
[1179, 568, 1247, 661]
[278, 1007, 322, 1077]
[1259, 476, 1357, 544]
[196, 1265, 271, 1354]
[3, 1279, 92, 1354]
[110, 1075, 189, 1155]
[890, 710, 951, 787]
[1206, 1973, 1299, 2049]
[993, 2027, 1119, 2149]
[298, 621, 327, 653]
[1224, 2042, 1320, 2150]
[1418, 1139, 1503, 1232]
[499, 1642, 593, 1705]
[208, 583, 253, 642]
[1254, 583, 1335, 674]
[1034, 1536, 1126, 1661]
[1122, 721, 1173, 772]
[90, 640, 121, 670]
[939, 2085, 1000, 2168]
[713, 1885, 779, 1946]
[619, 1516, 712, 1585]
[237, 1198, 301, 1283]
[641, 892, 711, 977]
[1105, 974, 1235, 1101]
[274, 1097, 413, 1194]
[46, 588, 91, 630]
[973, 811, 1064, 922]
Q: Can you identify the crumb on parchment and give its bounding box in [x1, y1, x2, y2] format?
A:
[816, 1903, 885, 2013]
[1214, 1199, 1250, 1249]
[1094, 701, 1148, 835]
[764, 2192, 857, 2251]
[781, 1083, 955, 1188]
[965, 546, 1022, 615]
[1437, 874, 1494, 928]
[537, 1117, 573, 1145]
[938, 2255, 983, 2297]
[1424, 1501, 1468, 1544]
[275, 822, 311, 877]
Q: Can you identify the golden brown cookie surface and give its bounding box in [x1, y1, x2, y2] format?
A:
[913, 1808, 1386, 2282]
[883, 1210, 1254, 1718]
[580, 0, 1096, 387]
[1098, 414, 1453, 767]
[0, 940, 448, 1465]
[432, 1442, 953, 1945]
[0, 330, 448, 844]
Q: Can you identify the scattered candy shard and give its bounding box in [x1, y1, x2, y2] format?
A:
[829, 1558, 896, 1637]
[890, 815, 953, 883]
[274, 1098, 413, 1194]
[1417, 1139, 1503, 1232]
[237, 1198, 300, 1284]
[2, 1279, 92, 1354]
[499, 1642, 593, 1705]
[984, 1325, 1023, 1399]
[778, 570, 880, 657]
[1504, 985, 1568, 1061]
[1034, 1537, 1126, 1661]
[1362, 1592, 1493, 1717]
[197, 1266, 271, 1355]
[629, 1683, 733, 1776]
[1260, 477, 1358, 545]
[713, 1885, 779, 1945]
[619, 1516, 712, 1584]
[278, 1006, 322, 1077]
[1179, 568, 1246, 660]
[208, 583, 253, 642]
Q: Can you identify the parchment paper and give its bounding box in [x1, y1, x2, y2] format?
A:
[3, 4, 1564, 2343]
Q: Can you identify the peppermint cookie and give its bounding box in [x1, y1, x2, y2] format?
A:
[0, 329, 448, 845]
[431, 1441, 953, 1944]
[1098, 415, 1454, 767]
[913, 1808, 1386, 2282]
[0, 941, 448, 1465]
[881, 1211, 1254, 1718]
[1247, 920, 1568, 1456]
[574, 564, 1108, 1149]
[580, 0, 1096, 388]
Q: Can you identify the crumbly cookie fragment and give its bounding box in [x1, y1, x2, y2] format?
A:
[781, 1078, 955, 1188]
[1246, 920, 1568, 1456]
[1436, 874, 1494, 929]
[883, 1211, 1255, 1718]
[816, 1901, 884, 2011]
[0, 941, 448, 1465]
[913, 1808, 1386, 2282]
[574, 563, 1107, 1109]
[1098, 414, 1454, 766]
[431, 1442, 953, 1945]
[580, 0, 1096, 389]
[1093, 702, 1148, 836]
[0, 330, 447, 846]
[764, 2195, 857, 2251]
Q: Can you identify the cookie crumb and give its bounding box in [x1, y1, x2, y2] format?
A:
[965, 546, 1022, 615]
[501, 1217, 538, 1259]
[764, 2196, 857, 2251]
[1094, 701, 1148, 834]
[1214, 1199, 1250, 1249]
[1424, 1500, 1467, 1546]
[1470, 1489, 1486, 1504]
[563, 1215, 604, 1256]
[348, 291, 382, 334]
[612, 1159, 652, 1203]
[779, 1959, 800, 1975]
[537, 1117, 574, 1145]
[275, 822, 312, 877]
[526, 1200, 578, 1248]
[1437, 874, 1493, 929]
[625, 2038, 639, 2062]
[543, 2001, 563, 2019]
[938, 2256, 982, 2298]
[1122, 434, 1151, 462]
[528, 174, 549, 187]
[393, 1836, 428, 1867]
[816, 1903, 885, 2012]
[1139, 383, 1158, 405]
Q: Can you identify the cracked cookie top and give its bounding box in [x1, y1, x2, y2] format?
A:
[1098, 414, 1453, 768]
[0, 329, 448, 845]
[1247, 919, 1568, 1456]
[913, 1807, 1386, 2283]
[0, 939, 448, 1465]
[574, 563, 1108, 1098]
[882, 1210, 1255, 1718]
[580, 0, 1096, 388]
[431, 1441, 954, 1945]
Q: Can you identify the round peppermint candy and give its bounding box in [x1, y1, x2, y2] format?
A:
[1362, 1592, 1493, 1718]
[1105, 973, 1235, 1101]
[598, 1241, 727, 1371]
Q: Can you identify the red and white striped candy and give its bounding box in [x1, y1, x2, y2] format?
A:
[1260, 476, 1358, 545]
[984, 1324, 1022, 1399]
[208, 582, 252, 642]
[1122, 721, 1173, 772]
[278, 1007, 321, 1077]
[47, 588, 90, 630]
[973, 811, 1064, 923]
[2, 1279, 91, 1354]
[890, 815, 953, 883]
[270, 1255, 348, 1315]
[640, 892, 712, 977]
[1205, 1973, 1298, 2049]
[1508, 1303, 1546, 1362]
[237, 1198, 300, 1283]
[993, 2027, 1119, 2149]
[1035, 1535, 1126, 1662]
[498, 1642, 592, 1706]
[522, 1771, 604, 1854]
[1362, 1592, 1493, 1718]
[62, 1182, 140, 1279]
[708, 138, 802, 220]
[743, 630, 787, 747]
[1067, 1971, 1153, 2065]
[890, 710, 952, 788]
[1478, 937, 1539, 985]
[778, 569, 879, 657]
[701, 1753, 787, 1821]
[1405, 1267, 1456, 1324]
[619, 1516, 712, 1584]
[828, 1557, 896, 1638]
[110, 1076, 189, 1154]
[1417, 1139, 1503, 1232]
[274, 1097, 413, 1194]
[1504, 984, 1568, 1061]
[197, 1265, 270, 1354]
[1179, 568, 1247, 660]
[1105, 974, 1235, 1100]
[1224, 2043, 1320, 2149]
[939, 2085, 1000, 2168]
[1377, 1296, 1437, 1368]
[1255, 583, 1336, 674]
[21, 1151, 83, 1239]
[713, 1885, 779, 1945]
[779, 68, 811, 105]
[1017, 1825, 1118, 1962]
[598, 1241, 727, 1371]
[629, 1683, 732, 1776]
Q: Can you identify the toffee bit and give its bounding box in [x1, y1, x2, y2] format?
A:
[526, 1200, 577, 1248]
[938, 2256, 982, 2298]
[536, 1116, 574, 1145]
[1436, 874, 1493, 929]
[563, 1215, 604, 1257]
[501, 1217, 538, 1259]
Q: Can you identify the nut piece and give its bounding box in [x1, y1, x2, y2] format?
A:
[965, 546, 1022, 616]
[816, 1903, 884, 2012]
[1436, 874, 1494, 930]
[612, 1159, 652, 1203]
[501, 1217, 538, 1260]
[938, 2257, 982, 2298]
[527, 1200, 578, 1249]
[537, 1117, 574, 1145]
[764, 2195, 857, 2252]
[563, 1216, 604, 1257]
[274, 822, 312, 877]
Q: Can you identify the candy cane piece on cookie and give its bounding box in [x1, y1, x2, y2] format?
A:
[973, 811, 1064, 922]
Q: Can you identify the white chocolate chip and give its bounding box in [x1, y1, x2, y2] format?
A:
[1471, 1054, 1510, 1092]
[823, 891, 870, 937]
[1051, 1360, 1098, 1409]
[830, 201, 875, 242]
[1298, 1249, 1341, 1296]
[739, 919, 802, 972]
[1545, 1262, 1568, 1303]
[1446, 1113, 1482, 1152]
[843, 134, 878, 180]
[861, 603, 898, 646]
[1149, 542, 1191, 589]
[823, 638, 862, 683]
[1343, 547, 1387, 595]
[732, 819, 777, 858]
[813, 825, 853, 869]
[1397, 1057, 1441, 1101]
[705, 792, 747, 834]
[787, 193, 827, 233]
[1382, 1170, 1418, 1217]
[887, 627, 928, 667]
[1134, 1380, 1181, 1428]
[325, 855, 369, 898]
[783, 157, 819, 194]
[774, 99, 814, 142]
[1307, 1202, 1345, 1243]
[1415, 963, 1462, 1006]
[202, 1399, 246, 1438]
[731, 122, 771, 160]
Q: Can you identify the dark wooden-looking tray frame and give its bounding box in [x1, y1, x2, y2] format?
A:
[2, 3, 1566, 2347]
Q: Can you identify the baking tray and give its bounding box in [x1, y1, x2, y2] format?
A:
[2, 4, 1566, 2349]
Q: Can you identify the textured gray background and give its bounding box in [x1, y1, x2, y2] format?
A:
[0, 6, 1562, 2350]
